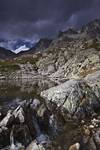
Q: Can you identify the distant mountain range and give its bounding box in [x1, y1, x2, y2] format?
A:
[0, 39, 35, 53]
[17, 38, 52, 56]
[0, 38, 52, 59]
[0, 19, 100, 60]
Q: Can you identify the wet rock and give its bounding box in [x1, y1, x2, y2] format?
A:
[10, 142, 24, 150]
[49, 114, 58, 133]
[30, 99, 41, 110]
[9, 125, 25, 150]
[36, 134, 50, 145]
[13, 107, 25, 124]
[26, 141, 46, 150]
[37, 104, 47, 118]
[0, 110, 12, 127]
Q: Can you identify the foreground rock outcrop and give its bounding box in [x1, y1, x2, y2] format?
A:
[41, 78, 100, 120]
[1, 91, 100, 149]
[0, 72, 100, 149]
[0, 99, 53, 149]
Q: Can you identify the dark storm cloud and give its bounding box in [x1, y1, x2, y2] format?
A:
[0, 0, 100, 41]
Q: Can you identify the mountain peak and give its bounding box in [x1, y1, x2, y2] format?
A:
[58, 28, 78, 38]
[81, 19, 100, 37]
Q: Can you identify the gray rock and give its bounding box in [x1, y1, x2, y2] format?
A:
[85, 70, 100, 87]
[41, 79, 100, 119]
[0, 110, 12, 127]
[13, 107, 25, 123]
[36, 134, 50, 145]
[26, 141, 46, 150]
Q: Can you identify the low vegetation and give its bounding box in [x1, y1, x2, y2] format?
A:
[0, 60, 20, 72]
[0, 53, 42, 73]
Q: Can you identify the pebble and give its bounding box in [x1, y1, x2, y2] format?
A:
[89, 125, 94, 129]
[81, 120, 85, 124]
[91, 118, 100, 125]
[69, 143, 80, 150]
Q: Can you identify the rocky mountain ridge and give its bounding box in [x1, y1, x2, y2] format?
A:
[0, 19, 100, 81]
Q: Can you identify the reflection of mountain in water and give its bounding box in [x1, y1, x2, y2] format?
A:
[0, 79, 57, 111]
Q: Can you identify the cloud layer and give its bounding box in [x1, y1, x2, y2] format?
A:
[0, 0, 100, 42]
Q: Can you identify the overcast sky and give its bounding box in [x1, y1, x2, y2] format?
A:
[0, 0, 100, 42]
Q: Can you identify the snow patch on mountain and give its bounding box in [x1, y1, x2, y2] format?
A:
[14, 45, 29, 54]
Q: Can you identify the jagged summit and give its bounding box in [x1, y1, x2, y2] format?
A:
[81, 19, 100, 37]
[58, 28, 78, 38]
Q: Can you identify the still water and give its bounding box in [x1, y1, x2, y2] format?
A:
[0, 78, 57, 111]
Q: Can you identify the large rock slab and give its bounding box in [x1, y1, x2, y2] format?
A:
[41, 79, 100, 119]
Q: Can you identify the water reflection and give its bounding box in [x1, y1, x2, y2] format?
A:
[0, 78, 57, 111]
